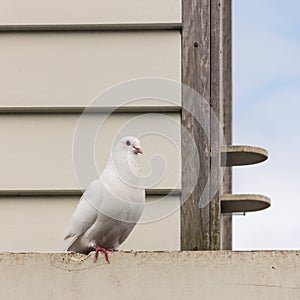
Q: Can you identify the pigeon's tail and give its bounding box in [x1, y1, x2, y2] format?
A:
[60, 234, 80, 252]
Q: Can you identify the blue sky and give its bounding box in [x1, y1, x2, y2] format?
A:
[233, 0, 300, 249]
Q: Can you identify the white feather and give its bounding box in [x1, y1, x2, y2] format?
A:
[62, 136, 145, 253]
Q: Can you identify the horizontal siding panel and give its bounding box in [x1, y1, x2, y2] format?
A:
[0, 195, 180, 251]
[0, 106, 182, 114]
[0, 31, 181, 107]
[0, 113, 180, 190]
[0, 0, 181, 25]
[0, 189, 181, 197]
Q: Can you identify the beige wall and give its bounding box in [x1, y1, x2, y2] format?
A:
[0, 32, 180, 107]
[0, 251, 299, 300]
[0, 195, 180, 252]
[0, 113, 180, 190]
[0, 0, 182, 253]
[0, 0, 181, 24]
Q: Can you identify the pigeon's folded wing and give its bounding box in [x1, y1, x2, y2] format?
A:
[62, 181, 100, 251]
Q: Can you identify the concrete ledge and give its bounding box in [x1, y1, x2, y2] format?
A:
[221, 145, 268, 166]
[0, 251, 299, 299]
[220, 194, 271, 213]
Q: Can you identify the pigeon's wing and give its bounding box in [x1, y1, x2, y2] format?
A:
[62, 180, 101, 251]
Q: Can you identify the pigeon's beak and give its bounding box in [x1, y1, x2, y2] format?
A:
[133, 146, 143, 154]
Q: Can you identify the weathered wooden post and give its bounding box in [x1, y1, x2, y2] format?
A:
[221, 0, 233, 250]
[181, 0, 270, 250]
[181, 0, 223, 251]
[181, 0, 211, 250]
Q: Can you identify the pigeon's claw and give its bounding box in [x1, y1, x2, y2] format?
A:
[93, 246, 113, 263]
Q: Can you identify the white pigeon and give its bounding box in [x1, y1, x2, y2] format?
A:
[62, 136, 145, 262]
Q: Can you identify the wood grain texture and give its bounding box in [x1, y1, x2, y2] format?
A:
[181, 0, 231, 250]
[181, 0, 211, 250]
[210, 0, 222, 250]
[220, 0, 232, 250]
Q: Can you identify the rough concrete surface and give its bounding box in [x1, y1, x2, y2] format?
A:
[0, 251, 299, 300]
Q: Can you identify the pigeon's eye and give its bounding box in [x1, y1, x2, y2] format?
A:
[126, 140, 131, 146]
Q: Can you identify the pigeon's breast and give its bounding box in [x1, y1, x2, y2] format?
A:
[99, 183, 145, 224]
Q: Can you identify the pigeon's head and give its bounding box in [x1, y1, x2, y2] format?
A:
[117, 136, 143, 155]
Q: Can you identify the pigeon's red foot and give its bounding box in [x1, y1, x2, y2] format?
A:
[93, 246, 113, 263]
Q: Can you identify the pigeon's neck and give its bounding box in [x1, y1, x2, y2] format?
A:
[100, 150, 144, 202]
[108, 150, 141, 178]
